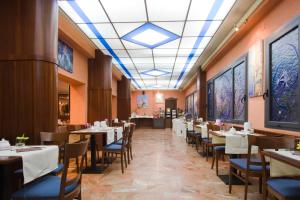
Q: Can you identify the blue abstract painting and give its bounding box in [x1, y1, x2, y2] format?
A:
[58, 39, 73, 73]
[233, 61, 246, 121]
[207, 81, 214, 118]
[214, 70, 233, 120]
[271, 28, 299, 122]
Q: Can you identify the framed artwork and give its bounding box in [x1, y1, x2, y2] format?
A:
[214, 69, 233, 121]
[248, 40, 264, 97]
[233, 57, 247, 122]
[137, 94, 149, 108]
[265, 15, 300, 130]
[58, 39, 73, 73]
[207, 80, 214, 120]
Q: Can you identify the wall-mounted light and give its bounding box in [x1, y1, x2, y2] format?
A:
[155, 91, 164, 104]
[234, 24, 239, 32]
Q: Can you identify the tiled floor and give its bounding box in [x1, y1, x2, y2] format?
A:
[82, 128, 262, 200]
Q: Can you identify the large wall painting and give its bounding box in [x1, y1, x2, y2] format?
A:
[270, 28, 299, 122]
[233, 61, 246, 121]
[248, 40, 263, 97]
[137, 94, 149, 108]
[193, 92, 198, 117]
[214, 70, 233, 120]
[58, 39, 73, 73]
[207, 81, 214, 119]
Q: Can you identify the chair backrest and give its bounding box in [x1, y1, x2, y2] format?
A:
[40, 132, 69, 146]
[112, 122, 125, 131]
[59, 140, 88, 200]
[58, 126, 68, 134]
[121, 126, 130, 149]
[207, 123, 220, 139]
[128, 123, 136, 145]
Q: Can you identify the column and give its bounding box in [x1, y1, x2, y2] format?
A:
[117, 75, 131, 120]
[196, 68, 207, 120]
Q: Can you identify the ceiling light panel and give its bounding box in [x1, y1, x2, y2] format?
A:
[99, 0, 147, 22]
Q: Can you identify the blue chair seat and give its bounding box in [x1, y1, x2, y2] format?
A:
[104, 143, 123, 151]
[12, 175, 77, 199]
[114, 139, 122, 145]
[230, 158, 269, 172]
[202, 138, 211, 143]
[267, 178, 300, 199]
[214, 146, 225, 151]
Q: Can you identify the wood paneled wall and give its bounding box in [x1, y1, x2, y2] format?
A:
[117, 75, 131, 120]
[0, 0, 58, 144]
[88, 50, 112, 123]
[197, 69, 207, 120]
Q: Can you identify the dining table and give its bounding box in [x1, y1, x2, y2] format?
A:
[71, 126, 122, 174]
[263, 150, 300, 177]
[0, 145, 59, 200]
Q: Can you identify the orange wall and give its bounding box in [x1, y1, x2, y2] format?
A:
[183, 78, 197, 97]
[205, 0, 300, 135]
[131, 90, 185, 116]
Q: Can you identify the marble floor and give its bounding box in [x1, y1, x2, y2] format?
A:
[81, 128, 262, 200]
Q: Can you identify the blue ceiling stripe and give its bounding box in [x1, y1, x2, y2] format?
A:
[68, 1, 141, 88]
[174, 0, 224, 88]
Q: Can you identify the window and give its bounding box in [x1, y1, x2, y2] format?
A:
[265, 15, 300, 130]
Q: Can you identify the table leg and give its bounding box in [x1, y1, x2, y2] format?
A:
[82, 135, 107, 174]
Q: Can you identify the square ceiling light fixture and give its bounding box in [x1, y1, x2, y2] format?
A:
[141, 69, 170, 77]
[122, 22, 180, 49]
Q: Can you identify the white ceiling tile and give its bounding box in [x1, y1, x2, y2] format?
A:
[113, 23, 144, 37]
[93, 24, 119, 38]
[177, 48, 203, 56]
[119, 57, 134, 65]
[175, 57, 188, 64]
[114, 50, 130, 57]
[183, 21, 222, 37]
[127, 49, 153, 58]
[187, 1, 214, 20]
[146, 0, 190, 21]
[91, 38, 124, 49]
[78, 24, 97, 38]
[100, 0, 147, 22]
[152, 22, 184, 36]
[132, 57, 153, 64]
[179, 37, 211, 49]
[154, 57, 176, 64]
[76, 0, 109, 22]
[155, 63, 174, 67]
[153, 49, 177, 57]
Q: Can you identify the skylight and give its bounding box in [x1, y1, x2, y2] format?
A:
[58, 0, 236, 89]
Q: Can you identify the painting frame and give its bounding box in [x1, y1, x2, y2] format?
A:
[58, 39, 73, 73]
[265, 15, 300, 131]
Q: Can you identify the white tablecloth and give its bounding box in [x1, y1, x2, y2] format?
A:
[172, 118, 186, 137]
[0, 145, 58, 184]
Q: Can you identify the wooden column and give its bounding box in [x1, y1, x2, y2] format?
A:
[196, 68, 207, 120]
[117, 75, 131, 120]
[88, 50, 112, 123]
[0, 0, 58, 144]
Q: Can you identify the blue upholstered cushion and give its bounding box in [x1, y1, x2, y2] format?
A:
[214, 146, 225, 151]
[230, 158, 269, 172]
[12, 175, 77, 199]
[50, 163, 64, 175]
[267, 179, 300, 199]
[104, 143, 122, 151]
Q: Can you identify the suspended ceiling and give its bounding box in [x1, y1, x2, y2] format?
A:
[59, 0, 237, 89]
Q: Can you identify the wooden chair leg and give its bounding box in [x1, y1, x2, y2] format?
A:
[120, 152, 124, 174]
[244, 173, 249, 200]
[127, 148, 130, 164]
[206, 145, 209, 161]
[211, 149, 215, 169]
[102, 151, 105, 167]
[259, 176, 262, 194]
[124, 152, 127, 168]
[229, 166, 233, 194]
[216, 151, 219, 176]
[130, 146, 133, 160]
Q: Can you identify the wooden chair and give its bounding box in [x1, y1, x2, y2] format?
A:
[57, 126, 68, 134]
[12, 140, 89, 200]
[202, 123, 221, 161]
[229, 134, 265, 200]
[102, 126, 130, 174]
[257, 136, 298, 200]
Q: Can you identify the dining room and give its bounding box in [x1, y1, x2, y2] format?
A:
[1, 0, 300, 200]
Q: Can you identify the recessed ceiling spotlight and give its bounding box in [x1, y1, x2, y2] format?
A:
[234, 24, 239, 32]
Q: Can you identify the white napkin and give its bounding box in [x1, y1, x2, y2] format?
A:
[100, 121, 108, 128]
